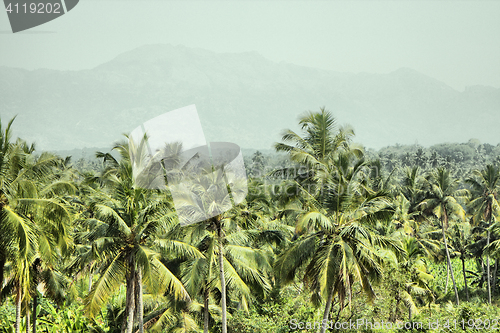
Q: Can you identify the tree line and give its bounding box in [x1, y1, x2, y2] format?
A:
[1, 109, 500, 333]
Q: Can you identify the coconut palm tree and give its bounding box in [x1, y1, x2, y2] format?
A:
[0, 117, 34, 300]
[274, 108, 357, 163]
[389, 195, 442, 264]
[81, 139, 193, 333]
[5, 170, 73, 333]
[273, 109, 401, 333]
[171, 158, 278, 333]
[274, 108, 362, 206]
[400, 166, 426, 215]
[419, 168, 469, 305]
[24, 155, 75, 333]
[467, 164, 500, 303]
[274, 183, 398, 333]
[181, 212, 274, 333]
[384, 195, 439, 316]
[0, 117, 75, 333]
[0, 118, 32, 333]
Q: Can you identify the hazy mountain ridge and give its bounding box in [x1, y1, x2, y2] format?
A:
[1, 44, 498, 150]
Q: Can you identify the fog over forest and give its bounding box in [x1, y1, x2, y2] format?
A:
[1, 2, 499, 333]
[1, 44, 499, 152]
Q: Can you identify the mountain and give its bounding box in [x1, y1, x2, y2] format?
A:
[1, 44, 499, 151]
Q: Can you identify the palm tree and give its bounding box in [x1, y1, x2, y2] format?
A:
[390, 195, 441, 260]
[181, 212, 274, 333]
[24, 154, 75, 333]
[171, 157, 277, 333]
[274, 108, 361, 201]
[400, 166, 425, 215]
[0, 118, 32, 333]
[381, 199, 440, 320]
[419, 168, 469, 305]
[0, 117, 75, 333]
[7, 170, 73, 333]
[249, 151, 266, 177]
[273, 109, 400, 333]
[467, 164, 500, 304]
[0, 117, 34, 300]
[167, 154, 233, 333]
[275, 108, 357, 163]
[81, 139, 192, 333]
[274, 195, 395, 333]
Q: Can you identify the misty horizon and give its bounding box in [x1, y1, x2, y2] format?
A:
[1, 43, 499, 152]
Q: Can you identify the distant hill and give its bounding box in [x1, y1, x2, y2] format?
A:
[1, 44, 499, 151]
[48, 147, 111, 161]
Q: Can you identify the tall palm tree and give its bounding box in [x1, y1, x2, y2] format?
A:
[419, 168, 469, 305]
[181, 211, 274, 333]
[274, 194, 395, 333]
[275, 108, 357, 163]
[274, 108, 362, 205]
[467, 164, 500, 304]
[0, 118, 32, 333]
[7, 171, 73, 332]
[166, 153, 234, 333]
[0, 117, 34, 300]
[24, 154, 75, 333]
[81, 139, 192, 333]
[172, 158, 277, 333]
[273, 109, 399, 333]
[0, 117, 74, 333]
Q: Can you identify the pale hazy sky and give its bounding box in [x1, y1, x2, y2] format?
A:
[0, 1, 499, 91]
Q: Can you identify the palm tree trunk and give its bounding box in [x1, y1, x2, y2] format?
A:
[442, 213, 459, 305]
[217, 219, 227, 333]
[493, 259, 498, 296]
[487, 226, 492, 304]
[203, 288, 210, 333]
[481, 258, 485, 287]
[135, 267, 144, 333]
[32, 293, 37, 333]
[0, 255, 5, 301]
[25, 302, 30, 333]
[15, 285, 22, 333]
[121, 260, 136, 333]
[445, 264, 449, 293]
[461, 256, 469, 302]
[88, 272, 92, 293]
[319, 284, 335, 333]
[391, 297, 400, 322]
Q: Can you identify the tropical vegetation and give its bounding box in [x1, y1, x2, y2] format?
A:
[1, 109, 500, 333]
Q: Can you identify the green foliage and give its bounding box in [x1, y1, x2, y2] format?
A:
[36, 300, 104, 333]
[227, 286, 321, 333]
[1, 111, 500, 332]
[0, 301, 15, 333]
